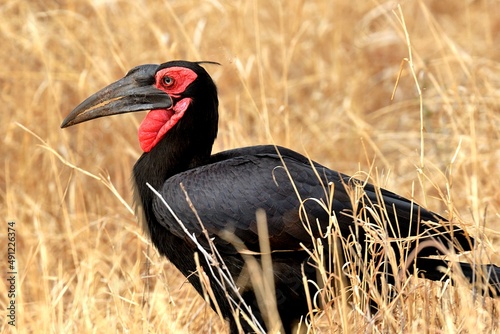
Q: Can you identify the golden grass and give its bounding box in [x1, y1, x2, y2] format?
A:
[1, 0, 499, 332]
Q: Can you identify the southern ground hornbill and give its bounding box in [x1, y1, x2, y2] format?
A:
[62, 60, 500, 333]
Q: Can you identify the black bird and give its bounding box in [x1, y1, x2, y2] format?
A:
[62, 60, 500, 333]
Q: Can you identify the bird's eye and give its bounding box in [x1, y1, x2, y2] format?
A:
[163, 76, 174, 86]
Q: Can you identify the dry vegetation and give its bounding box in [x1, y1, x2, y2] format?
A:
[1, 0, 500, 333]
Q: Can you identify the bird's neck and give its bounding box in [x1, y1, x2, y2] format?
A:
[132, 128, 214, 233]
[132, 90, 218, 236]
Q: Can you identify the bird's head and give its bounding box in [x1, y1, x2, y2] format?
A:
[61, 60, 219, 152]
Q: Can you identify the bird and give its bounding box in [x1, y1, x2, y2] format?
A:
[61, 60, 500, 333]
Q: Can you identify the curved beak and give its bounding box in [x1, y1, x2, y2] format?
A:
[61, 64, 172, 128]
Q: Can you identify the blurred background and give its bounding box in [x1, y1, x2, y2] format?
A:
[1, 0, 499, 332]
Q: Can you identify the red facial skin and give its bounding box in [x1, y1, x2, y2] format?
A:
[138, 67, 197, 152]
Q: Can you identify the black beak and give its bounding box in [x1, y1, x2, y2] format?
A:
[61, 64, 172, 128]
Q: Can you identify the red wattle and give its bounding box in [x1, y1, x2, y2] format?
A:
[137, 98, 192, 152]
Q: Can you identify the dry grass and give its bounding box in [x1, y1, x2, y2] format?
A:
[1, 0, 499, 333]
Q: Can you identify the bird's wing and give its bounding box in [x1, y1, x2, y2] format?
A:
[152, 145, 470, 255]
[152, 147, 345, 253]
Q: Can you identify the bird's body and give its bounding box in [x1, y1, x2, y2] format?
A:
[62, 60, 500, 333]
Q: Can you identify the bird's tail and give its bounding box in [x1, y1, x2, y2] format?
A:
[415, 258, 500, 297]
